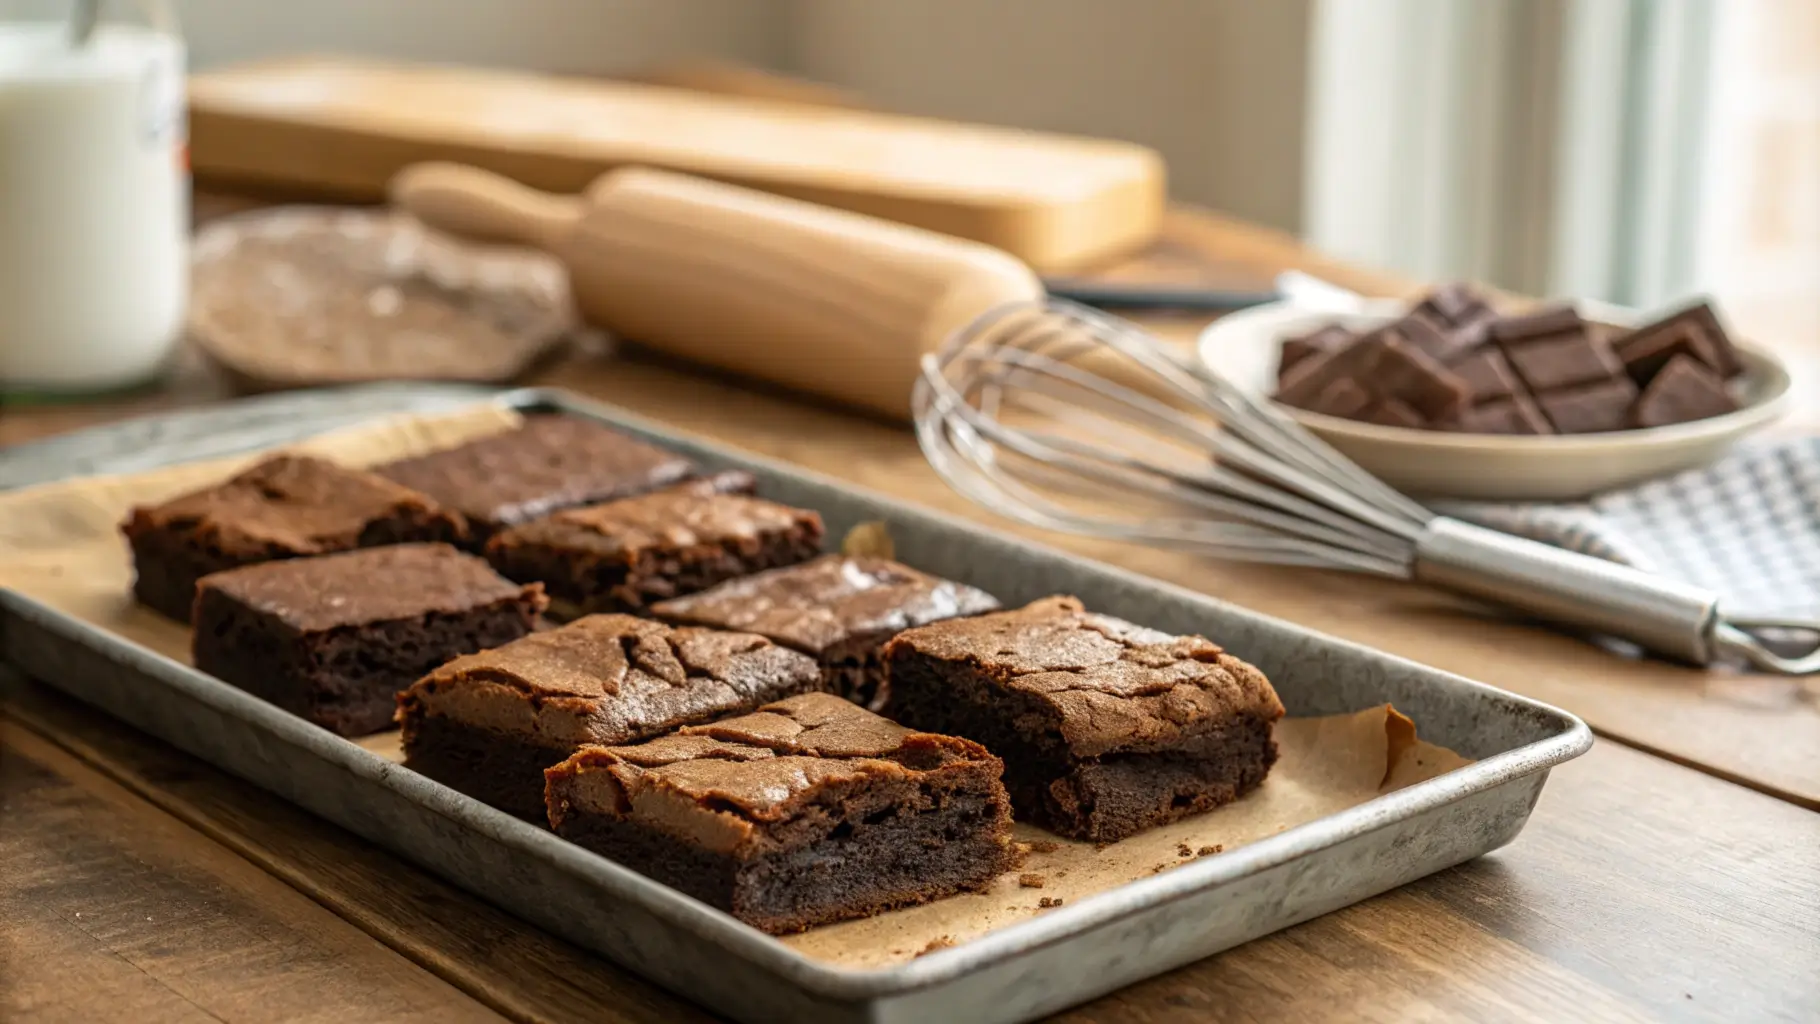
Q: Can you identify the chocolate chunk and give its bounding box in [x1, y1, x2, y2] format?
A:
[1629, 354, 1739, 427]
[1490, 304, 1584, 343]
[1413, 282, 1497, 328]
[1615, 301, 1742, 381]
[1535, 377, 1639, 434]
[1303, 377, 1373, 418]
[1274, 335, 1381, 408]
[1447, 346, 1521, 403]
[1443, 394, 1553, 435]
[1372, 339, 1472, 421]
[1277, 330, 1471, 428]
[1362, 399, 1424, 428]
[1374, 313, 1459, 362]
[1493, 310, 1625, 392]
[1279, 323, 1354, 374]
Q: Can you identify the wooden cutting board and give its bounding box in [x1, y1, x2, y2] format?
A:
[186, 56, 1167, 271]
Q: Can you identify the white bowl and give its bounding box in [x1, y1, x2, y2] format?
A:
[1196, 296, 1791, 501]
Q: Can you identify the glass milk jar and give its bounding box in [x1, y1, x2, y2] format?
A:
[0, 10, 187, 395]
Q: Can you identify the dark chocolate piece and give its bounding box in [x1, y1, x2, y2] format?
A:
[1443, 394, 1553, 435]
[484, 477, 823, 617]
[1279, 323, 1354, 374]
[1361, 399, 1424, 428]
[652, 555, 1001, 709]
[378, 415, 698, 544]
[1629, 354, 1739, 428]
[545, 693, 1016, 934]
[1446, 346, 1521, 403]
[1492, 308, 1626, 392]
[883, 596, 1285, 842]
[398, 613, 823, 820]
[121, 454, 466, 622]
[1277, 336, 1470, 426]
[1371, 340, 1473, 421]
[1534, 377, 1639, 434]
[1615, 301, 1742, 382]
[192, 544, 546, 736]
[1412, 281, 1498, 331]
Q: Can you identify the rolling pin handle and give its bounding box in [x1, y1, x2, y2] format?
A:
[388, 162, 581, 251]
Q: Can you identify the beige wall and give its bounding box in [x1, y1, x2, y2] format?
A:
[784, 0, 1312, 232]
[21, 0, 785, 73]
[24, 0, 1312, 232]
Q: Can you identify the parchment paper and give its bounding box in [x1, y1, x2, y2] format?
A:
[0, 405, 1472, 967]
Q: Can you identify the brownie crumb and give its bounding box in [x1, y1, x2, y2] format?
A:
[916, 936, 957, 957]
[1151, 862, 1171, 875]
[1028, 840, 1061, 854]
[1176, 843, 1194, 858]
[1198, 844, 1223, 856]
[1038, 897, 1063, 909]
[1018, 873, 1045, 889]
[1094, 841, 1114, 852]
[1054, 869, 1068, 878]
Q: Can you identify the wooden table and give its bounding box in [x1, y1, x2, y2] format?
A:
[4, 197, 1817, 1024]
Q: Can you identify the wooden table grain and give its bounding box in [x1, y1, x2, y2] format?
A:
[3, 195, 1817, 1023]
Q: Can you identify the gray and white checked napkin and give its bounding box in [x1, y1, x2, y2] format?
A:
[1444, 437, 1820, 621]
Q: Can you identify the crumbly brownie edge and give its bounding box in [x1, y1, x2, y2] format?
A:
[194, 589, 542, 738]
[1042, 718, 1279, 841]
[884, 647, 1279, 841]
[488, 524, 824, 615]
[399, 712, 580, 822]
[547, 760, 1014, 933]
[126, 518, 252, 623]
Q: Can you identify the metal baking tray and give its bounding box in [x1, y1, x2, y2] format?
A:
[0, 384, 1593, 1024]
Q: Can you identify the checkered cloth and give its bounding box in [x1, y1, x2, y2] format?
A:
[1443, 438, 1820, 620]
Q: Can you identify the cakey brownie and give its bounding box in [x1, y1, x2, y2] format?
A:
[398, 614, 821, 820]
[483, 478, 823, 617]
[652, 555, 999, 709]
[545, 692, 1015, 934]
[192, 544, 546, 736]
[121, 454, 465, 622]
[377, 415, 697, 545]
[883, 596, 1285, 842]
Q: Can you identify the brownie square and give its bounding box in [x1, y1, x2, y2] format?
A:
[376, 415, 697, 545]
[883, 596, 1285, 842]
[398, 614, 822, 820]
[122, 454, 466, 623]
[545, 692, 1015, 934]
[191, 543, 546, 736]
[484, 478, 824, 617]
[652, 555, 1000, 709]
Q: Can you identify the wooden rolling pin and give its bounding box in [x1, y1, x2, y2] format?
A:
[391, 162, 1043, 418]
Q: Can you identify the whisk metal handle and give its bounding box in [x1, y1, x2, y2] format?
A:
[1414, 517, 1718, 665]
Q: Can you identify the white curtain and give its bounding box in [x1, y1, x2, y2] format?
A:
[1304, 0, 1721, 310]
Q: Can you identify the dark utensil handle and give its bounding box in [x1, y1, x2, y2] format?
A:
[1041, 278, 1281, 312]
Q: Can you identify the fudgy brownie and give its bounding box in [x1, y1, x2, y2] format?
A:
[545, 692, 1015, 934]
[398, 614, 822, 820]
[377, 415, 697, 544]
[483, 479, 824, 617]
[192, 543, 546, 736]
[121, 454, 466, 622]
[883, 596, 1285, 842]
[652, 555, 1000, 709]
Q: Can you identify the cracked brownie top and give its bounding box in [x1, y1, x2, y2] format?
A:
[651, 555, 1000, 656]
[398, 613, 822, 747]
[123, 454, 465, 559]
[377, 415, 697, 537]
[881, 596, 1285, 758]
[545, 693, 1006, 850]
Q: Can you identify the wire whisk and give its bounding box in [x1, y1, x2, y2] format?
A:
[912, 299, 1820, 676]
